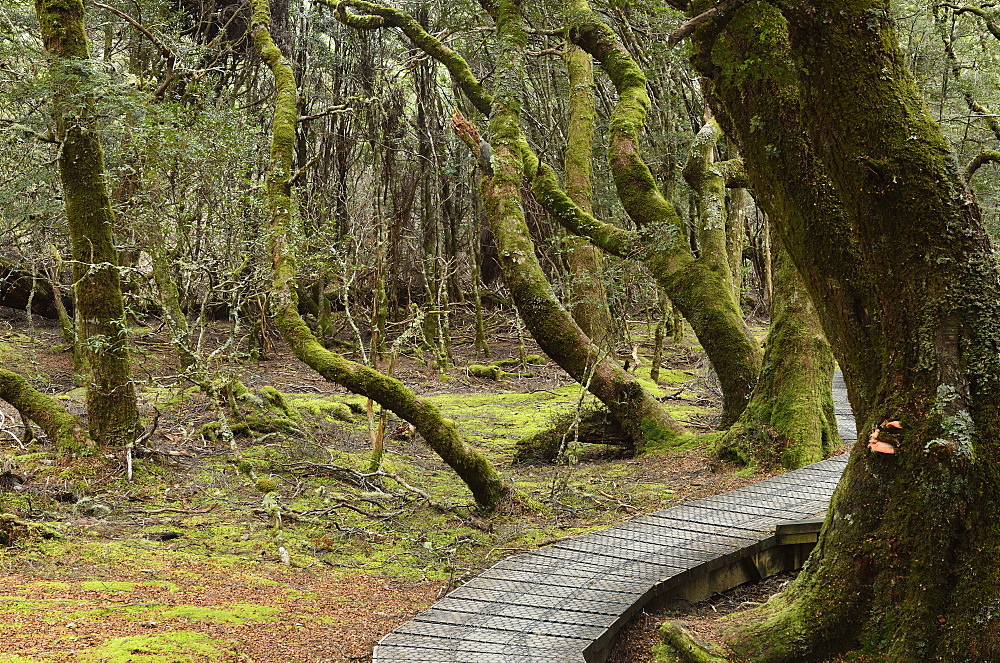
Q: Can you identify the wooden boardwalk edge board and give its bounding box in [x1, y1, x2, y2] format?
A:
[373, 373, 855, 663]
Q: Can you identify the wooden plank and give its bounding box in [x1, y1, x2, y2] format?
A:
[433, 595, 626, 617]
[492, 547, 686, 574]
[775, 518, 825, 535]
[412, 610, 611, 639]
[377, 633, 586, 659]
[499, 547, 691, 576]
[395, 621, 591, 648]
[430, 597, 623, 622]
[446, 587, 637, 614]
[573, 528, 743, 560]
[450, 577, 640, 602]
[551, 535, 719, 563]
[477, 568, 653, 592]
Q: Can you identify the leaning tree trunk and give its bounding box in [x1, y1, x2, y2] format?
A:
[335, 0, 685, 452]
[0, 369, 90, 455]
[250, 0, 511, 511]
[713, 232, 837, 470]
[526, 0, 763, 427]
[689, 1, 1000, 660]
[35, 0, 140, 447]
[472, 0, 684, 452]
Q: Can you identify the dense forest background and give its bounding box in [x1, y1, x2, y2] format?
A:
[5, 0, 1000, 362]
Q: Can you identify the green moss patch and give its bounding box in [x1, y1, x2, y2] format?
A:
[156, 603, 280, 624]
[286, 394, 358, 422]
[79, 632, 230, 662]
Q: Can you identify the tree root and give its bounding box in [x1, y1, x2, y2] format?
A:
[660, 621, 730, 663]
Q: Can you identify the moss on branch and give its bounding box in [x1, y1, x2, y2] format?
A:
[0, 369, 91, 455]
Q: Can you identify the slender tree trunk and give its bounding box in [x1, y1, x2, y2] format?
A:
[649, 289, 668, 384]
[35, 0, 140, 447]
[691, 2, 1000, 659]
[43, 255, 88, 381]
[414, 36, 442, 358]
[251, 0, 510, 511]
[471, 188, 491, 357]
[727, 187, 749, 302]
[562, 40, 614, 350]
[148, 221, 196, 371]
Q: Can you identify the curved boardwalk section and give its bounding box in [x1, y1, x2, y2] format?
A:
[374, 374, 855, 663]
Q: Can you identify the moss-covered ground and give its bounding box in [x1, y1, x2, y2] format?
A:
[0, 311, 776, 662]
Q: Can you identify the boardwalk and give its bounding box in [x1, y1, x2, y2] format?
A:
[374, 372, 856, 663]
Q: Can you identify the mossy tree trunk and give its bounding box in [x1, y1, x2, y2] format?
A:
[0, 369, 91, 455]
[520, 2, 762, 427]
[477, 0, 684, 452]
[335, 0, 685, 452]
[251, 0, 510, 511]
[35, 0, 140, 447]
[148, 222, 196, 372]
[714, 233, 837, 470]
[562, 40, 614, 350]
[689, 1, 1000, 659]
[726, 186, 749, 302]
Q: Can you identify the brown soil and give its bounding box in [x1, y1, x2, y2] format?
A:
[4, 565, 439, 662]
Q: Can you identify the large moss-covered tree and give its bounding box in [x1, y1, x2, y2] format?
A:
[34, 0, 141, 447]
[684, 0, 1000, 659]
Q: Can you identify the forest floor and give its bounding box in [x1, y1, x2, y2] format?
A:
[0, 307, 818, 662]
